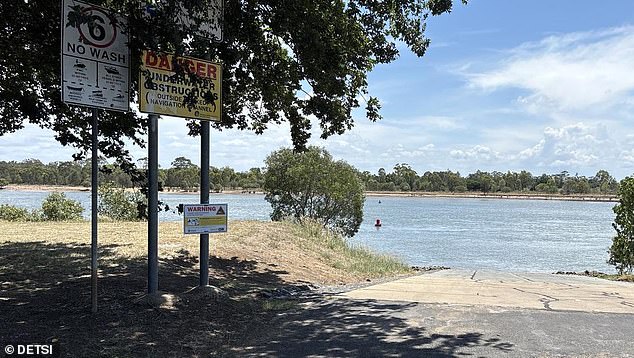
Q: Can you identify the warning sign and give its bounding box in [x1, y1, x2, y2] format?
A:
[183, 204, 228, 234]
[61, 0, 130, 111]
[139, 50, 222, 121]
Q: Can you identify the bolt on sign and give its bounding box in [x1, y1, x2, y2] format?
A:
[183, 204, 228, 234]
[61, 0, 130, 111]
[139, 50, 222, 121]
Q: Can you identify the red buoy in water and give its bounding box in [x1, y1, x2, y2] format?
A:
[375, 218, 382, 227]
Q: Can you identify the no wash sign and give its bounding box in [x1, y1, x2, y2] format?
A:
[61, 0, 130, 111]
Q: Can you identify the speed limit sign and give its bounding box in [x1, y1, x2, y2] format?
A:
[61, 0, 130, 111]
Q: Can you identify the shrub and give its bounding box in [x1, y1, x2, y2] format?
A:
[0, 204, 32, 221]
[609, 177, 634, 274]
[41, 192, 84, 221]
[98, 182, 146, 221]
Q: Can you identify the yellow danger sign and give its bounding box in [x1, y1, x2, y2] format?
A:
[139, 50, 221, 121]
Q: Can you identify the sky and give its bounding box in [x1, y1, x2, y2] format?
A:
[2, 0, 634, 178]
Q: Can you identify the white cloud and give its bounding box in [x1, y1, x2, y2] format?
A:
[0, 124, 76, 162]
[467, 26, 634, 112]
[450, 145, 503, 162]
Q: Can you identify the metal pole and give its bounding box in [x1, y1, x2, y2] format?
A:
[91, 109, 99, 313]
[200, 120, 210, 287]
[148, 114, 159, 294]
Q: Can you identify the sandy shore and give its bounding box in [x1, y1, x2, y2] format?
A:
[2, 184, 91, 192]
[2, 185, 618, 202]
[365, 191, 619, 202]
[2, 184, 263, 195]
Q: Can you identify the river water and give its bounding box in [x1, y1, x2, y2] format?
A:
[0, 190, 616, 273]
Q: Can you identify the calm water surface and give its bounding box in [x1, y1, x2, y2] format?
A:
[0, 190, 615, 272]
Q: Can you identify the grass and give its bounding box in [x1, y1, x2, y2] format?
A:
[0, 219, 411, 286]
[0, 218, 412, 357]
[587, 272, 634, 282]
[287, 218, 412, 279]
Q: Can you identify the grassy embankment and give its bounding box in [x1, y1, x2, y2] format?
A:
[578, 271, 634, 283]
[0, 219, 410, 356]
[0, 219, 410, 285]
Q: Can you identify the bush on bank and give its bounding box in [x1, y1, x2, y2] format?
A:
[0, 192, 83, 222]
[98, 182, 146, 221]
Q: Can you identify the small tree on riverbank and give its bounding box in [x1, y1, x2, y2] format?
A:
[608, 177, 634, 274]
[263, 147, 364, 237]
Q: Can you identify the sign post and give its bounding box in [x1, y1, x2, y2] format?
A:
[141, 0, 224, 291]
[148, 114, 159, 295]
[61, 0, 130, 313]
[91, 109, 98, 313]
[200, 123, 210, 287]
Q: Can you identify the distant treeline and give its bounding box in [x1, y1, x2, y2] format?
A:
[359, 164, 618, 195]
[0, 158, 620, 195]
[0, 157, 263, 192]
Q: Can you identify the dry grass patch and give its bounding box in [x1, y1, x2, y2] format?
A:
[0, 219, 411, 357]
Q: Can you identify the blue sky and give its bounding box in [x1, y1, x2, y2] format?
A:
[2, 0, 634, 178]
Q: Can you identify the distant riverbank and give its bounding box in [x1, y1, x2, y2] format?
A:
[365, 191, 619, 203]
[1, 185, 618, 202]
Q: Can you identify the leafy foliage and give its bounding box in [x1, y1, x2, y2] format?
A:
[608, 177, 634, 274]
[263, 147, 364, 237]
[361, 167, 618, 195]
[0, 204, 39, 222]
[98, 182, 146, 221]
[41, 192, 84, 221]
[0, 0, 464, 175]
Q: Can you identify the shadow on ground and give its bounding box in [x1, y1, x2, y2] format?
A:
[238, 298, 514, 357]
[0, 241, 514, 357]
[0, 241, 288, 357]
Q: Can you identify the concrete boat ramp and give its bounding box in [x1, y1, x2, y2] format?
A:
[241, 270, 634, 357]
[342, 269, 634, 314]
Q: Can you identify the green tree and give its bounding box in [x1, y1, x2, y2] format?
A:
[165, 157, 199, 191]
[608, 177, 634, 274]
[263, 147, 364, 237]
[98, 182, 146, 221]
[393, 163, 418, 190]
[1, 0, 465, 175]
[592, 170, 618, 194]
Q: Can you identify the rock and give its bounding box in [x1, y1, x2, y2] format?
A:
[135, 291, 181, 310]
[184, 285, 229, 302]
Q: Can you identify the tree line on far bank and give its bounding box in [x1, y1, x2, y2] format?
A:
[0, 158, 620, 196]
[0, 157, 263, 192]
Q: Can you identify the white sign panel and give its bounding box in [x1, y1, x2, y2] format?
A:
[183, 204, 228, 234]
[61, 0, 130, 111]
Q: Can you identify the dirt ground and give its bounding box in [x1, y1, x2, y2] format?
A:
[0, 220, 390, 357]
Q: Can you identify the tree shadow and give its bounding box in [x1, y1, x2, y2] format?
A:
[0, 241, 514, 357]
[239, 298, 514, 357]
[0, 241, 290, 357]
